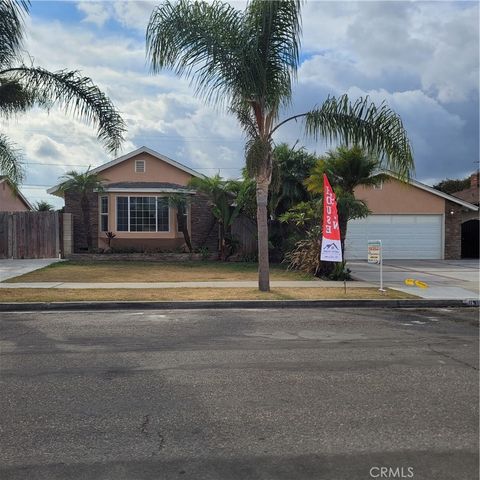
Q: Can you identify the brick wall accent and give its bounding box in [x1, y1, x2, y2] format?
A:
[64, 191, 98, 252]
[190, 193, 218, 252]
[444, 200, 479, 259]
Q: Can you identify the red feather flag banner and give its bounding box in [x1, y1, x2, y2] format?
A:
[320, 174, 343, 262]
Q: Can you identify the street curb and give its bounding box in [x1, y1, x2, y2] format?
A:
[0, 298, 478, 312]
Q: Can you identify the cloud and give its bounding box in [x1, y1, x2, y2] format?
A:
[301, 1, 479, 104]
[77, 2, 111, 27]
[76, 1, 156, 32]
[5, 1, 478, 207]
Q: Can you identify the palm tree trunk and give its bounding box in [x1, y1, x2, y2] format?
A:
[219, 222, 226, 261]
[256, 178, 270, 291]
[81, 195, 92, 251]
[177, 212, 193, 252]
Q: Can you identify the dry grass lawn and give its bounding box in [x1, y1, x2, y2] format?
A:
[4, 261, 312, 283]
[0, 287, 416, 303]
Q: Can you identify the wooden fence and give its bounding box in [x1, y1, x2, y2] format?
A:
[0, 212, 72, 259]
[231, 215, 257, 256]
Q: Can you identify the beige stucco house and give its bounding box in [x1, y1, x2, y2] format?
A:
[48, 147, 217, 253]
[346, 174, 479, 260]
[0, 176, 32, 212]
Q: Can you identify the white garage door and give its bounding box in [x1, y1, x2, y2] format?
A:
[345, 215, 443, 260]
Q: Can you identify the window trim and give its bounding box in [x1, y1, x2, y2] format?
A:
[99, 195, 109, 232]
[115, 195, 170, 233]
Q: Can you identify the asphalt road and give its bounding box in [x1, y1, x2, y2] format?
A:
[0, 307, 478, 480]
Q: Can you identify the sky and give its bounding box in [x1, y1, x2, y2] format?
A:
[2, 0, 479, 208]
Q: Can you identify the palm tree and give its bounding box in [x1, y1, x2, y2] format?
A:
[270, 143, 317, 218]
[56, 168, 106, 251]
[0, 1, 125, 185]
[305, 145, 389, 257]
[146, 0, 414, 291]
[189, 174, 251, 260]
[33, 200, 54, 211]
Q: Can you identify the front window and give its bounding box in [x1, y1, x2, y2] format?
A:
[130, 197, 156, 232]
[100, 196, 108, 232]
[116, 196, 170, 232]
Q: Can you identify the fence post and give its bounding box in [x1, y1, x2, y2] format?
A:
[63, 213, 73, 257]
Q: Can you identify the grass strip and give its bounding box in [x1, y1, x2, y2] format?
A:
[0, 287, 416, 303]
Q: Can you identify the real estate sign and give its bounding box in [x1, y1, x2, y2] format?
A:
[368, 240, 382, 264]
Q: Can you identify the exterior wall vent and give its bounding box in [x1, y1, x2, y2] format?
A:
[135, 160, 146, 173]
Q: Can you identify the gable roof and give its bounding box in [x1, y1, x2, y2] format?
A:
[0, 176, 33, 210]
[91, 146, 204, 179]
[47, 146, 204, 196]
[385, 172, 478, 211]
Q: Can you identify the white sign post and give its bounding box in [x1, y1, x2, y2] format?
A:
[368, 240, 385, 292]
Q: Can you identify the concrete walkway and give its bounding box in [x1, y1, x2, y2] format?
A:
[0, 259, 64, 282]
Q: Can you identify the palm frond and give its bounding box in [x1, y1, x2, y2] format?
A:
[0, 77, 36, 117]
[230, 103, 259, 139]
[0, 134, 24, 185]
[244, 0, 302, 112]
[304, 95, 414, 179]
[56, 168, 106, 195]
[147, 0, 247, 108]
[5, 66, 126, 154]
[0, 0, 29, 67]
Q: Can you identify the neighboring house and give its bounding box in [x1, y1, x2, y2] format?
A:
[450, 172, 479, 259]
[346, 174, 479, 260]
[48, 146, 218, 253]
[0, 176, 32, 211]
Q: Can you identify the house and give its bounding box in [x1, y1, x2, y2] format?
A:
[0, 176, 32, 211]
[47, 147, 218, 253]
[346, 174, 479, 260]
[450, 172, 479, 259]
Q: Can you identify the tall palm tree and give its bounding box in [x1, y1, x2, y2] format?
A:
[305, 145, 389, 257]
[0, 1, 125, 185]
[147, 0, 414, 291]
[56, 168, 106, 251]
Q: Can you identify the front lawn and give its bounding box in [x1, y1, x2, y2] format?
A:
[4, 260, 313, 283]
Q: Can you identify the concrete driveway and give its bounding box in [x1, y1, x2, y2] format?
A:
[348, 259, 479, 300]
[0, 258, 63, 282]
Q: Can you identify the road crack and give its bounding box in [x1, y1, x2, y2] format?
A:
[427, 343, 478, 370]
[141, 414, 150, 434]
